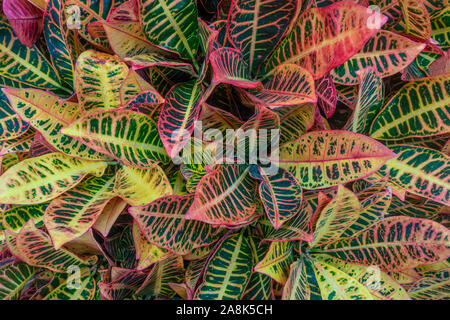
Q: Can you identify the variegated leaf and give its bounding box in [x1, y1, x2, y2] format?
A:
[194, 232, 253, 300]
[75, 50, 128, 114]
[408, 269, 450, 300]
[132, 221, 172, 270]
[120, 69, 163, 106]
[312, 185, 361, 247]
[332, 30, 425, 84]
[64, 0, 113, 49]
[0, 90, 29, 141]
[312, 259, 375, 300]
[102, 21, 172, 60]
[158, 79, 203, 158]
[16, 221, 93, 272]
[282, 256, 322, 300]
[227, 0, 298, 74]
[210, 47, 262, 89]
[1, 202, 48, 232]
[275, 103, 315, 145]
[252, 166, 303, 229]
[378, 145, 450, 205]
[319, 216, 450, 271]
[254, 64, 316, 108]
[313, 254, 410, 300]
[44, 174, 116, 249]
[274, 130, 397, 189]
[2, 88, 107, 160]
[369, 74, 450, 140]
[44, 0, 74, 88]
[316, 73, 337, 118]
[138, 0, 199, 63]
[129, 194, 221, 255]
[0, 152, 107, 204]
[137, 255, 185, 299]
[186, 164, 259, 226]
[0, 261, 36, 300]
[114, 164, 172, 206]
[261, 2, 386, 79]
[345, 68, 384, 135]
[0, 18, 65, 92]
[259, 199, 313, 243]
[254, 241, 294, 284]
[61, 109, 170, 168]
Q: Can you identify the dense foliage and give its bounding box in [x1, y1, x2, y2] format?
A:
[0, 0, 449, 300]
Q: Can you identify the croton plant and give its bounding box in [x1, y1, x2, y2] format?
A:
[0, 0, 448, 301]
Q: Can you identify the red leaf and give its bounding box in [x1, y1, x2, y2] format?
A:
[3, 0, 43, 47]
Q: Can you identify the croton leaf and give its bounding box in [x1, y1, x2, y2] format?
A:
[332, 30, 425, 84]
[132, 221, 172, 270]
[43, 0, 74, 88]
[377, 145, 450, 205]
[315, 73, 337, 118]
[340, 188, 392, 237]
[1, 202, 48, 232]
[394, 0, 431, 40]
[0, 261, 36, 300]
[369, 74, 450, 141]
[158, 79, 203, 158]
[44, 174, 116, 249]
[312, 185, 361, 248]
[253, 64, 316, 108]
[102, 21, 171, 60]
[0, 152, 107, 204]
[16, 221, 94, 272]
[282, 256, 321, 300]
[318, 216, 450, 271]
[261, 1, 387, 79]
[93, 197, 127, 237]
[313, 254, 410, 300]
[130, 194, 222, 255]
[431, 7, 450, 51]
[274, 130, 397, 189]
[2, 88, 107, 160]
[0, 90, 29, 141]
[251, 166, 303, 229]
[75, 50, 129, 114]
[408, 269, 450, 300]
[2, 0, 43, 48]
[0, 129, 34, 156]
[114, 164, 173, 206]
[137, 255, 185, 299]
[227, 0, 298, 75]
[254, 241, 294, 284]
[194, 232, 253, 300]
[0, 18, 64, 92]
[259, 200, 314, 242]
[275, 103, 315, 145]
[138, 0, 200, 63]
[186, 164, 259, 226]
[120, 69, 163, 106]
[243, 237, 274, 300]
[312, 259, 375, 300]
[344, 68, 384, 135]
[61, 109, 170, 168]
[210, 47, 262, 89]
[40, 271, 97, 300]
[99, 268, 148, 300]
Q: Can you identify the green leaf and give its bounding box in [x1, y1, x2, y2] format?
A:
[61, 109, 170, 168]
[139, 0, 200, 63]
[194, 232, 253, 300]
